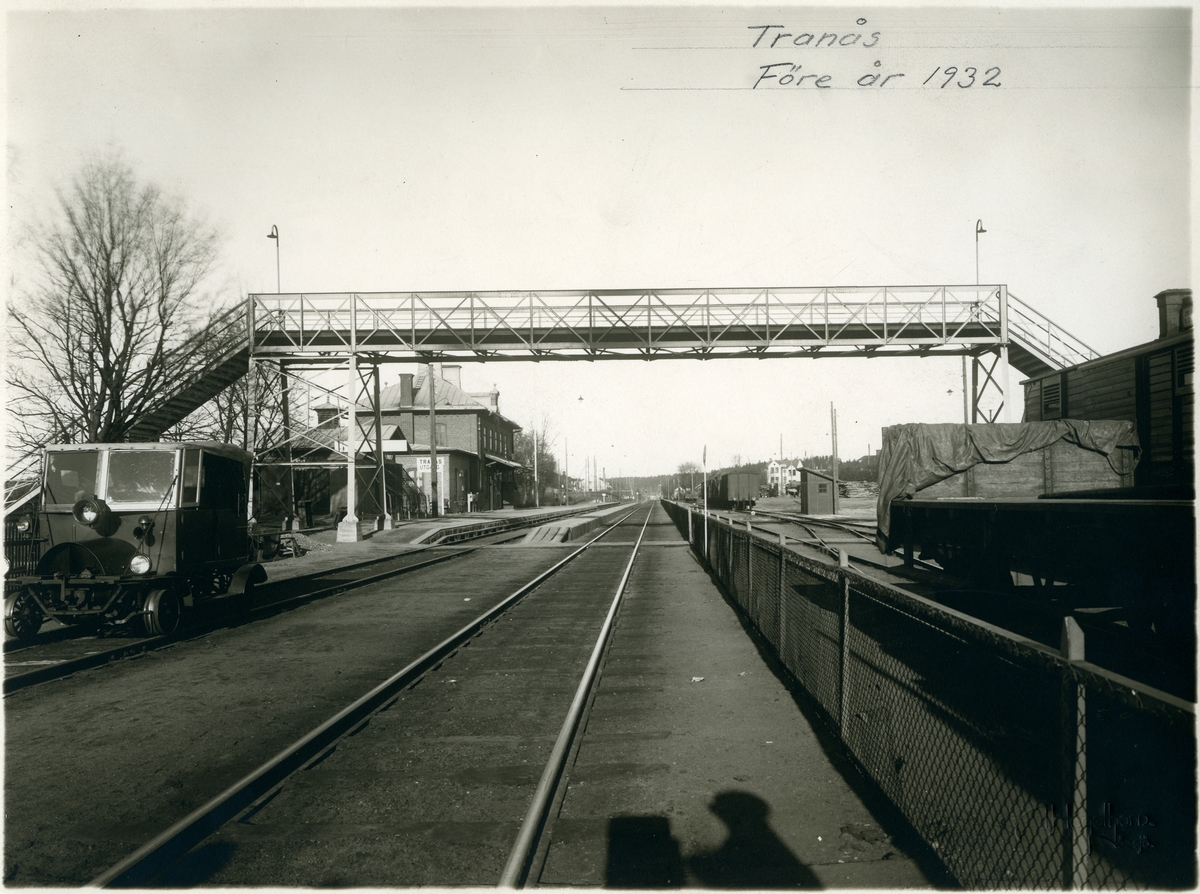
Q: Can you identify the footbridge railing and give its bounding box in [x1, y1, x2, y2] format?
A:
[248, 285, 1097, 376]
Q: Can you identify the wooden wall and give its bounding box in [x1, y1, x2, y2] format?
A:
[1022, 333, 1193, 488]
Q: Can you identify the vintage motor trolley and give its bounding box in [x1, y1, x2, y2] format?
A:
[5, 441, 265, 641]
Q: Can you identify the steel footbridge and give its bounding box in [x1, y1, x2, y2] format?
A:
[128, 283, 1096, 440]
[9, 284, 1098, 514]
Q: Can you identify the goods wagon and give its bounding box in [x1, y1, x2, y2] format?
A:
[5, 441, 266, 641]
[1022, 288, 1192, 493]
[706, 472, 759, 511]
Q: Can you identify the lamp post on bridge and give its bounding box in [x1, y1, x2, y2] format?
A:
[965, 219, 987, 423]
[267, 225, 280, 293]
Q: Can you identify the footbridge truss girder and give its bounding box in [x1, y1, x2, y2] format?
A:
[247, 285, 1097, 378]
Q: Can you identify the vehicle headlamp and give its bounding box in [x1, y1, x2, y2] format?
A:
[129, 555, 152, 575]
[133, 515, 155, 539]
[14, 516, 32, 533]
[72, 497, 110, 527]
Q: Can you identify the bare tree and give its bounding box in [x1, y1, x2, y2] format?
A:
[514, 413, 560, 506]
[7, 155, 226, 457]
[677, 460, 701, 494]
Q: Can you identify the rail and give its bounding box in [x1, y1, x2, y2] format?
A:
[88, 503, 647, 887]
[500, 504, 652, 886]
[662, 500, 1195, 890]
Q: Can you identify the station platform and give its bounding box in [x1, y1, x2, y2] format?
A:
[536, 508, 951, 888]
[260, 501, 616, 583]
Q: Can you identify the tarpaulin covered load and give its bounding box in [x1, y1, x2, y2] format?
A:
[876, 420, 1140, 542]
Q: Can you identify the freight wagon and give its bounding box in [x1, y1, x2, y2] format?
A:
[1022, 288, 1192, 493]
[706, 472, 760, 511]
[876, 290, 1194, 662]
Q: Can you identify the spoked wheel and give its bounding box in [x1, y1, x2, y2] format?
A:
[140, 589, 182, 637]
[4, 589, 45, 642]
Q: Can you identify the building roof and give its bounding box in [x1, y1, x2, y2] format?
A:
[376, 370, 521, 430]
[376, 370, 484, 411]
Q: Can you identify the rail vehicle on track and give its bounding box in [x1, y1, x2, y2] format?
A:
[705, 472, 760, 511]
[878, 291, 1195, 645]
[4, 441, 266, 641]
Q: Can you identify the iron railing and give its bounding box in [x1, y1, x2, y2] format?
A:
[662, 501, 1195, 890]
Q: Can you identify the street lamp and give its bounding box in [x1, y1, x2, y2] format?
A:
[267, 225, 281, 293]
[975, 219, 986, 285]
[965, 219, 987, 423]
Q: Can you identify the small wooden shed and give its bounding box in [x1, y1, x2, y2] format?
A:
[800, 467, 837, 514]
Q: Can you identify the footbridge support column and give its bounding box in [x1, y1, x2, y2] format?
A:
[338, 302, 363, 543]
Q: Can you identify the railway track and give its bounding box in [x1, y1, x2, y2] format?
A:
[86, 503, 652, 887]
[721, 509, 939, 575]
[2, 528, 535, 694]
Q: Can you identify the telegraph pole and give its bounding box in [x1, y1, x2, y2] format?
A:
[831, 403, 839, 515]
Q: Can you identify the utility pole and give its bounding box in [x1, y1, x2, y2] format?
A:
[533, 430, 540, 508]
[831, 402, 839, 515]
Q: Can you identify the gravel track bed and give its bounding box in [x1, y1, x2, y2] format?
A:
[3, 546, 574, 886]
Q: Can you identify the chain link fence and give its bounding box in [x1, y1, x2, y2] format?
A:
[663, 501, 1195, 889]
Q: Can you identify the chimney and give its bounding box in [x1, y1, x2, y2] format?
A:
[1155, 288, 1192, 338]
[490, 387, 500, 413]
[443, 365, 461, 388]
[398, 373, 414, 408]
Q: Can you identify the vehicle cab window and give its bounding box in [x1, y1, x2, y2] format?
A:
[181, 449, 202, 505]
[45, 451, 101, 506]
[106, 451, 177, 504]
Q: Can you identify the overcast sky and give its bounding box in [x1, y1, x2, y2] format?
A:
[5, 2, 1194, 476]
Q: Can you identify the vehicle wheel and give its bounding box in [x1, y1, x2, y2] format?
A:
[141, 589, 182, 637]
[4, 589, 44, 642]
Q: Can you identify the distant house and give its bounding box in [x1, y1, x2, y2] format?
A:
[376, 365, 524, 513]
[766, 459, 803, 495]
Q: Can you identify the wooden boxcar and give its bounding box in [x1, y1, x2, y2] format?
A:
[1022, 288, 1193, 492]
[706, 472, 760, 511]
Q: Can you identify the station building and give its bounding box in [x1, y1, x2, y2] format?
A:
[375, 366, 524, 513]
[255, 366, 523, 525]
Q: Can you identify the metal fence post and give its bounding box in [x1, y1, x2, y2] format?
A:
[688, 507, 693, 545]
[778, 532, 787, 662]
[838, 549, 851, 737]
[723, 521, 731, 585]
[746, 520, 753, 617]
[1061, 616, 1088, 889]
